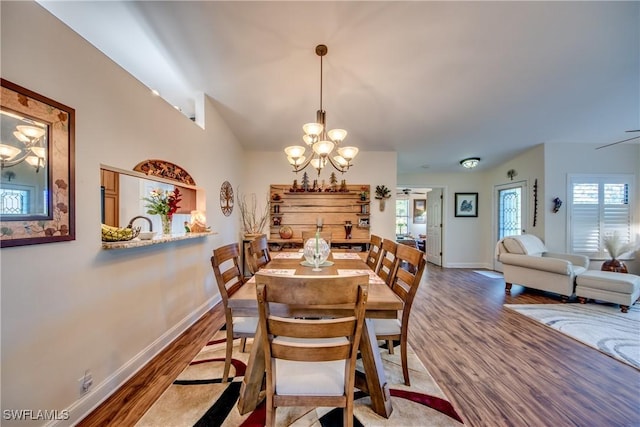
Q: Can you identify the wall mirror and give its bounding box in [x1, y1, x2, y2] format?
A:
[0, 79, 75, 248]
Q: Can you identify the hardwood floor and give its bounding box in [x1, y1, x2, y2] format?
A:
[78, 267, 640, 426]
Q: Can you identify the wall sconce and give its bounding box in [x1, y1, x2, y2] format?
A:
[460, 157, 480, 169]
[552, 197, 563, 213]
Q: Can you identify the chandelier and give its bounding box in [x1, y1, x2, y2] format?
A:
[284, 44, 359, 175]
[0, 121, 47, 173]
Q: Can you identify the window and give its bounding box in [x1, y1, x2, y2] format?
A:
[0, 188, 30, 215]
[396, 199, 409, 236]
[569, 174, 634, 258]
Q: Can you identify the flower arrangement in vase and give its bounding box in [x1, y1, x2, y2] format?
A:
[602, 232, 636, 273]
[239, 192, 270, 237]
[143, 187, 182, 235]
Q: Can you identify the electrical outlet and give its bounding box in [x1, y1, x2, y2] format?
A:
[78, 370, 93, 394]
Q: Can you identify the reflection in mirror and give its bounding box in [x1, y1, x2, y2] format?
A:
[0, 109, 49, 217]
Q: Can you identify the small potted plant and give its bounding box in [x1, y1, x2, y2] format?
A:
[375, 185, 391, 211]
[360, 186, 369, 201]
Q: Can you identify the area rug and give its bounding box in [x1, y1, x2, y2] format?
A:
[136, 329, 464, 426]
[505, 303, 640, 370]
[473, 270, 503, 279]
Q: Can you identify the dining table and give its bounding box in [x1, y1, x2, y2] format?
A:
[228, 249, 404, 419]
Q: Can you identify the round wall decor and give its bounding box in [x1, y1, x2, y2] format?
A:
[220, 181, 234, 217]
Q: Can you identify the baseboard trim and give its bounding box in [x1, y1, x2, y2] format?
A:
[49, 295, 222, 427]
[444, 262, 494, 269]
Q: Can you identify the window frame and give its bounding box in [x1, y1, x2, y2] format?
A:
[567, 173, 635, 259]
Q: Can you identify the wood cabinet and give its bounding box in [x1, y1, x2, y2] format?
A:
[101, 169, 119, 226]
[175, 185, 196, 214]
[269, 184, 370, 249]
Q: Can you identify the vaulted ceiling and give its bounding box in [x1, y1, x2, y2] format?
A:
[40, 1, 639, 173]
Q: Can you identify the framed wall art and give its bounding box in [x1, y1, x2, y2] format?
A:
[413, 199, 426, 223]
[455, 192, 478, 217]
[0, 79, 75, 247]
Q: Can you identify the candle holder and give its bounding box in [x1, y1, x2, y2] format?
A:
[344, 221, 353, 239]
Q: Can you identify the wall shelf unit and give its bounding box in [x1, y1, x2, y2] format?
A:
[268, 184, 370, 250]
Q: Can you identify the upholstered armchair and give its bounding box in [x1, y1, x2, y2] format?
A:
[496, 234, 589, 301]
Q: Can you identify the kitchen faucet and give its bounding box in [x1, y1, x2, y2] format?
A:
[127, 215, 153, 231]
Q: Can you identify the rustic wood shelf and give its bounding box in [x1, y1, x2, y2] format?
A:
[270, 184, 370, 243]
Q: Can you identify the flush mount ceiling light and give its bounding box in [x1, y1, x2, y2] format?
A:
[460, 157, 480, 169]
[284, 44, 358, 175]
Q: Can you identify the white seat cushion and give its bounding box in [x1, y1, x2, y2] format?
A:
[232, 316, 258, 334]
[273, 336, 348, 396]
[372, 318, 402, 335]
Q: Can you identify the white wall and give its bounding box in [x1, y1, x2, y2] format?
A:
[544, 143, 640, 274]
[1, 2, 244, 425]
[399, 171, 489, 268]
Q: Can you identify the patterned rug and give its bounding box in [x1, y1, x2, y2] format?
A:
[136, 329, 464, 426]
[505, 303, 640, 370]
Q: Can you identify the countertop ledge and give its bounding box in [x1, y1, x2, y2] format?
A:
[101, 232, 216, 249]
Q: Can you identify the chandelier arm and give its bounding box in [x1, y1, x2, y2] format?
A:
[1, 150, 33, 168]
[326, 155, 348, 173]
[291, 152, 316, 173]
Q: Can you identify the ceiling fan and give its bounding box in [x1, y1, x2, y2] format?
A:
[397, 188, 426, 196]
[595, 129, 640, 150]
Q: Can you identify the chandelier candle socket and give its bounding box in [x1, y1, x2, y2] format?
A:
[285, 44, 359, 175]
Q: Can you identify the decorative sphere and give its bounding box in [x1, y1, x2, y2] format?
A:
[303, 236, 331, 266]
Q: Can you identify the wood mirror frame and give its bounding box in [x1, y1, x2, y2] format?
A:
[0, 79, 75, 248]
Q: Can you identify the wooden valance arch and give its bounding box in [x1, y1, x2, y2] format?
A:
[133, 159, 196, 186]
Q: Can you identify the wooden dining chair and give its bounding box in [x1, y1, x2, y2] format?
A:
[364, 234, 383, 271]
[255, 273, 369, 427]
[376, 239, 398, 287]
[301, 230, 333, 246]
[373, 244, 426, 386]
[211, 243, 258, 383]
[245, 234, 271, 275]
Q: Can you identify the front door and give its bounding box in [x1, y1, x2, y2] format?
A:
[494, 181, 528, 271]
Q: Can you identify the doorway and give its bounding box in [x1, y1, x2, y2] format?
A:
[494, 180, 528, 271]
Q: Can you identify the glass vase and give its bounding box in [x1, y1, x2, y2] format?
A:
[303, 234, 330, 271]
[161, 215, 172, 235]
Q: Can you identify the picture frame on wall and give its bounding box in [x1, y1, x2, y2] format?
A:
[455, 192, 478, 217]
[0, 79, 76, 247]
[413, 199, 426, 223]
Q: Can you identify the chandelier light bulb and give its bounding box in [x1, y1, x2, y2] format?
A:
[0, 144, 22, 161]
[287, 155, 306, 166]
[303, 122, 323, 136]
[30, 146, 46, 159]
[285, 145, 306, 158]
[334, 155, 348, 166]
[327, 128, 347, 143]
[337, 146, 358, 161]
[13, 131, 30, 143]
[310, 158, 323, 170]
[313, 140, 335, 156]
[16, 125, 45, 140]
[302, 134, 315, 145]
[25, 155, 41, 168]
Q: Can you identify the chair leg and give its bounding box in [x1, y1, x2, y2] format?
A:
[344, 405, 353, 427]
[222, 328, 234, 383]
[387, 339, 394, 354]
[266, 395, 275, 427]
[401, 334, 410, 386]
[240, 337, 247, 352]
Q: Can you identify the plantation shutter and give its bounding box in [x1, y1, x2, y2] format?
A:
[569, 175, 633, 258]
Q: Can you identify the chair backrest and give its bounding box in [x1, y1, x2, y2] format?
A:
[255, 273, 368, 399]
[391, 244, 426, 325]
[376, 239, 398, 286]
[301, 230, 332, 246]
[365, 234, 383, 271]
[211, 243, 245, 308]
[246, 234, 271, 274]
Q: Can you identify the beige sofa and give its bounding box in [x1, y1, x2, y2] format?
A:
[496, 235, 589, 301]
